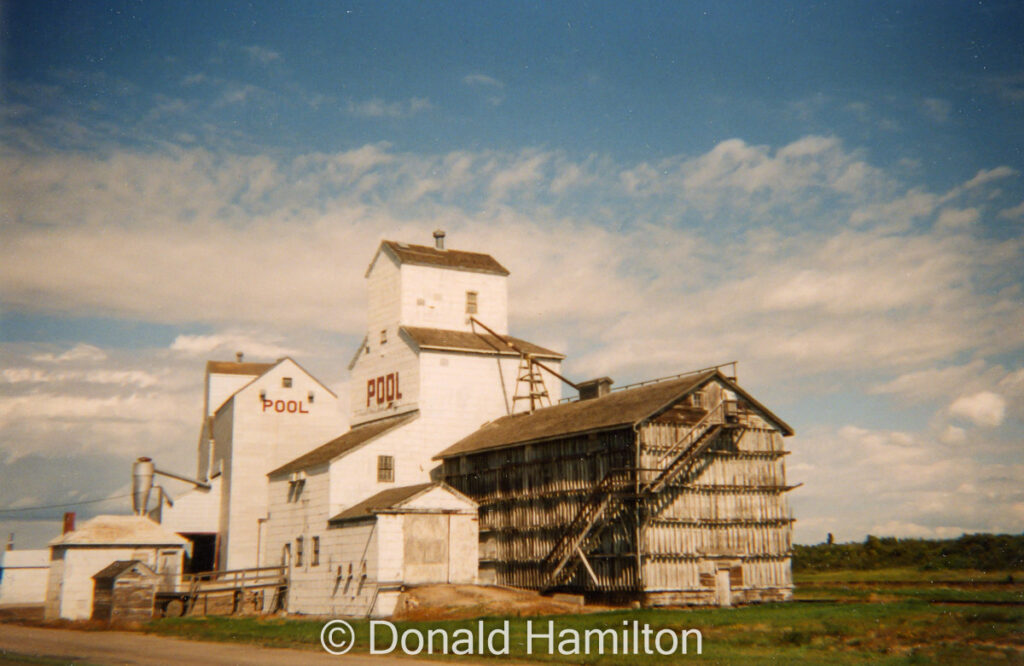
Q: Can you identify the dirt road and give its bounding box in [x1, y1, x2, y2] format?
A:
[0, 624, 458, 665]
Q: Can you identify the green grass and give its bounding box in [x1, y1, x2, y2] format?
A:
[146, 599, 1024, 664]
[795, 568, 1024, 584]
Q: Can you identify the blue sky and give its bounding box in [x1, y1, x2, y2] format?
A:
[1, 1, 1022, 548]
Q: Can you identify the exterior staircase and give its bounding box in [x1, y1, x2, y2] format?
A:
[538, 399, 737, 591]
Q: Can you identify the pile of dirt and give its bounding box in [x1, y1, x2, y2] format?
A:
[392, 584, 610, 621]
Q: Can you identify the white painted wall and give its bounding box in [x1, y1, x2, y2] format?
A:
[266, 483, 477, 618]
[349, 335, 420, 426]
[44, 545, 184, 620]
[399, 264, 509, 334]
[156, 477, 220, 534]
[0, 549, 49, 605]
[213, 359, 345, 570]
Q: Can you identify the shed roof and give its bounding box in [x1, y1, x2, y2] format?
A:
[92, 560, 157, 581]
[437, 370, 793, 458]
[49, 515, 189, 548]
[269, 411, 418, 477]
[368, 241, 510, 277]
[327, 482, 473, 524]
[402, 326, 564, 359]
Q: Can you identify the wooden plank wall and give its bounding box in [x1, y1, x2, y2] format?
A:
[443, 382, 795, 602]
[443, 429, 639, 590]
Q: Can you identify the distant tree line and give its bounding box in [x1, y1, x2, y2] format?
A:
[793, 533, 1024, 572]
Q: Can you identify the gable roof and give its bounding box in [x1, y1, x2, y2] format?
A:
[93, 559, 157, 581]
[269, 411, 418, 477]
[367, 240, 510, 277]
[213, 356, 338, 418]
[436, 370, 793, 458]
[401, 326, 564, 359]
[49, 515, 189, 548]
[327, 482, 474, 524]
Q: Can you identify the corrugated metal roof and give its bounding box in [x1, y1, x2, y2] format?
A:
[402, 326, 564, 359]
[48, 515, 189, 547]
[327, 483, 436, 523]
[436, 372, 714, 458]
[268, 411, 418, 477]
[372, 241, 510, 276]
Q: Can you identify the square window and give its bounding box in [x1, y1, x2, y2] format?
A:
[282, 377, 292, 388]
[377, 455, 394, 482]
[466, 291, 478, 314]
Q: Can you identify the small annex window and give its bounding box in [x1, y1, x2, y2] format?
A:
[466, 291, 478, 314]
[377, 455, 394, 483]
[282, 377, 293, 388]
[312, 536, 320, 566]
[296, 536, 304, 567]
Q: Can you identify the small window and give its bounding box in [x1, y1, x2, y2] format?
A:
[282, 377, 292, 388]
[289, 478, 305, 502]
[377, 455, 394, 483]
[380, 329, 387, 345]
[466, 291, 478, 314]
[312, 536, 320, 566]
[283, 542, 291, 565]
[296, 536, 304, 566]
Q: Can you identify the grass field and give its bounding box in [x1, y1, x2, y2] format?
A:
[143, 569, 1024, 664]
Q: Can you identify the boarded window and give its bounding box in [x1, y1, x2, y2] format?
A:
[377, 455, 394, 482]
[466, 291, 478, 314]
[296, 537, 303, 567]
[312, 536, 320, 566]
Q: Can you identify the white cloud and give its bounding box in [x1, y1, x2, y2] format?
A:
[31, 344, 107, 363]
[180, 73, 208, 86]
[790, 423, 1023, 543]
[463, 74, 504, 88]
[1000, 200, 1024, 220]
[347, 97, 433, 118]
[964, 166, 1017, 190]
[462, 74, 506, 105]
[939, 425, 967, 445]
[935, 207, 980, 230]
[949, 391, 1007, 427]
[170, 333, 298, 359]
[241, 45, 281, 65]
[921, 97, 952, 123]
[0, 135, 1021, 544]
[215, 83, 262, 106]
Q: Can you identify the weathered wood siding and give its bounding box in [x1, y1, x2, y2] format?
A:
[444, 429, 636, 589]
[443, 378, 794, 605]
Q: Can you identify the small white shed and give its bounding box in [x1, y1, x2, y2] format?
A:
[0, 549, 50, 605]
[286, 483, 478, 618]
[44, 515, 188, 620]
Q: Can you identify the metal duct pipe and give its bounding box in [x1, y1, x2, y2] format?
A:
[132, 457, 155, 516]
